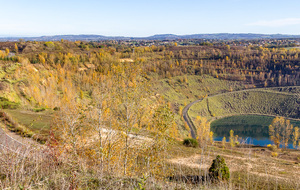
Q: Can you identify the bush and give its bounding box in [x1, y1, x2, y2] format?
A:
[0, 97, 19, 109]
[267, 144, 277, 152]
[33, 107, 46, 112]
[45, 41, 55, 48]
[53, 107, 60, 111]
[209, 155, 230, 182]
[271, 152, 278, 157]
[183, 138, 198, 148]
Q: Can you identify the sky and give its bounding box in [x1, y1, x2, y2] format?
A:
[1, 0, 300, 37]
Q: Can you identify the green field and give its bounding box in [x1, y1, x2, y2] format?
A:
[189, 88, 300, 123]
[4, 109, 52, 135]
[153, 75, 246, 105]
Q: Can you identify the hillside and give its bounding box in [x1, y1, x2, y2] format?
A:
[189, 87, 300, 122]
[152, 75, 247, 136]
[2, 33, 300, 41]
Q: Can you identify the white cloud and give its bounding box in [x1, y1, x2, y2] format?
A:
[247, 18, 300, 27]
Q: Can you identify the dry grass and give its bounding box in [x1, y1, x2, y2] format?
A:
[168, 142, 300, 189]
[0, 127, 299, 189]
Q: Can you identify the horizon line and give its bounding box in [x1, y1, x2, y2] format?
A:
[1, 32, 300, 38]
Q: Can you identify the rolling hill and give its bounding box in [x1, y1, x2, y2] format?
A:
[2, 33, 300, 41]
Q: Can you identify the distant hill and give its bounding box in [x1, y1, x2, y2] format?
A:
[0, 35, 129, 42]
[1, 33, 300, 41]
[146, 33, 300, 40]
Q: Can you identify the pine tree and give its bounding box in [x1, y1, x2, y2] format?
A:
[209, 155, 230, 182]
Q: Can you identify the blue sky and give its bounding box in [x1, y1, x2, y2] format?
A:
[1, 0, 300, 37]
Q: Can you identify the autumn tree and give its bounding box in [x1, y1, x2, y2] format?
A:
[269, 117, 294, 148]
[5, 48, 9, 55]
[222, 137, 226, 148]
[14, 43, 18, 53]
[145, 105, 174, 177]
[292, 126, 299, 149]
[89, 73, 115, 173]
[229, 129, 234, 147]
[112, 61, 152, 175]
[196, 116, 211, 147]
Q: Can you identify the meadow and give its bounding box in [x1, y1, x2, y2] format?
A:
[189, 87, 300, 122]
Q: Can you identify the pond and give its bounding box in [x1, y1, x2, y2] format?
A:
[210, 115, 300, 149]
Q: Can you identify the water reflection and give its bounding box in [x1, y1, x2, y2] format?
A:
[211, 115, 300, 149]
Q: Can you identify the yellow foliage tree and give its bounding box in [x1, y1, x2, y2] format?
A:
[293, 127, 299, 148]
[222, 137, 226, 148]
[14, 43, 18, 53]
[5, 48, 9, 55]
[269, 117, 294, 148]
[229, 129, 235, 147]
[196, 116, 211, 147]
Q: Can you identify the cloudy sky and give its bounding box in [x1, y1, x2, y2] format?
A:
[1, 0, 300, 37]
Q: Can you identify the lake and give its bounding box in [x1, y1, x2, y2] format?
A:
[210, 115, 300, 149]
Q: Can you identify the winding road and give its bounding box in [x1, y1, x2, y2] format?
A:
[182, 86, 300, 139]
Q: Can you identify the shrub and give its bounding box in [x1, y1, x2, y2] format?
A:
[45, 41, 55, 48]
[0, 97, 19, 109]
[33, 107, 46, 112]
[53, 107, 60, 111]
[183, 138, 198, 148]
[267, 144, 277, 152]
[271, 152, 278, 157]
[209, 155, 230, 182]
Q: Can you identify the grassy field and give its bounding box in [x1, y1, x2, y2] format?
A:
[168, 139, 300, 189]
[153, 75, 246, 105]
[3, 109, 52, 136]
[189, 89, 300, 122]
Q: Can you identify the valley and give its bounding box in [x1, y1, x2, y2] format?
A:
[0, 39, 299, 189]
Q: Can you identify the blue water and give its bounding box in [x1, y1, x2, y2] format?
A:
[213, 137, 295, 149]
[211, 115, 300, 149]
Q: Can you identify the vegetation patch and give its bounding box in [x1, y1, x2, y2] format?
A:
[189, 89, 300, 121]
[183, 138, 199, 148]
[208, 155, 230, 182]
[0, 111, 47, 143]
[211, 115, 300, 139]
[2, 109, 52, 142]
[0, 97, 19, 109]
[153, 75, 246, 137]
